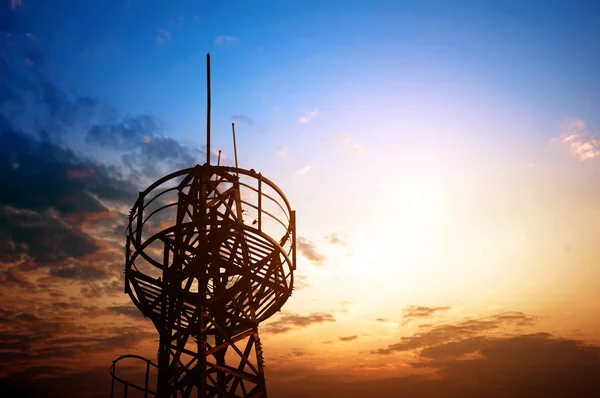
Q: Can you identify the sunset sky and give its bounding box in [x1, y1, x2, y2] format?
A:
[2, 0, 600, 397]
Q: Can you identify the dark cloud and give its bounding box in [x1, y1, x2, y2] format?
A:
[80, 279, 123, 298]
[86, 115, 204, 178]
[403, 305, 451, 322]
[0, 124, 138, 215]
[231, 114, 254, 126]
[296, 237, 326, 265]
[0, 207, 98, 267]
[262, 312, 336, 334]
[375, 318, 390, 322]
[108, 305, 144, 319]
[372, 312, 538, 355]
[48, 264, 108, 281]
[339, 335, 358, 342]
[268, 333, 600, 398]
[0, 267, 35, 289]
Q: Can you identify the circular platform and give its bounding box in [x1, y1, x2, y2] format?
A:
[124, 164, 296, 335]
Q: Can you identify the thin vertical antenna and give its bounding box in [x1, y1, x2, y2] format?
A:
[206, 53, 211, 165]
[217, 150, 222, 166]
[231, 122, 239, 169]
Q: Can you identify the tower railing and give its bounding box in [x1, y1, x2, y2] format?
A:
[110, 354, 158, 398]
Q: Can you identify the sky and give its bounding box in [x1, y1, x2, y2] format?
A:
[1, 0, 600, 396]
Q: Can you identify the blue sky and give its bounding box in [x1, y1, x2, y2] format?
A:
[11, 0, 599, 153]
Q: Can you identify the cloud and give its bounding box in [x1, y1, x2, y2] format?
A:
[277, 145, 290, 158]
[156, 28, 171, 45]
[296, 237, 325, 265]
[339, 335, 358, 342]
[267, 332, 600, 397]
[48, 264, 109, 281]
[403, 305, 451, 323]
[0, 207, 98, 268]
[297, 108, 320, 124]
[338, 133, 361, 154]
[214, 35, 238, 45]
[372, 311, 537, 355]
[295, 164, 312, 175]
[231, 114, 253, 125]
[325, 232, 346, 246]
[262, 312, 336, 334]
[107, 305, 144, 319]
[294, 273, 310, 290]
[554, 119, 600, 161]
[85, 115, 204, 178]
[10, 0, 22, 9]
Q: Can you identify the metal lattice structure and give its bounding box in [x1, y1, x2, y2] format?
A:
[110, 54, 296, 398]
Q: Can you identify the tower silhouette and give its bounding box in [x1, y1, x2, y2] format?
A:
[110, 54, 296, 398]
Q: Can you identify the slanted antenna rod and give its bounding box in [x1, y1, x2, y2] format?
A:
[206, 53, 211, 165]
[217, 150, 222, 166]
[232, 122, 239, 169]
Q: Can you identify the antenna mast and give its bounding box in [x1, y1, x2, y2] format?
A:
[232, 122, 239, 169]
[206, 53, 211, 165]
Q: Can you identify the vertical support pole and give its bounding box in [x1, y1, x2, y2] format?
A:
[124, 234, 131, 294]
[232, 122, 239, 171]
[198, 170, 208, 398]
[291, 210, 296, 270]
[258, 173, 262, 232]
[206, 53, 211, 165]
[157, 243, 171, 397]
[144, 360, 150, 398]
[136, 192, 143, 246]
[110, 364, 115, 398]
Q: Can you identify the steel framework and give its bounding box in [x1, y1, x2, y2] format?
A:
[111, 164, 296, 397]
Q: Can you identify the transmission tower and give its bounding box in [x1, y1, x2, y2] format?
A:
[110, 54, 296, 397]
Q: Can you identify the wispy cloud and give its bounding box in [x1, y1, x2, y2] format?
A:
[338, 133, 361, 154]
[231, 114, 253, 125]
[262, 312, 336, 334]
[373, 311, 537, 355]
[277, 145, 290, 158]
[298, 108, 320, 124]
[403, 305, 451, 321]
[297, 237, 325, 265]
[295, 164, 312, 175]
[325, 232, 347, 246]
[156, 28, 171, 45]
[339, 335, 358, 342]
[11, 0, 22, 9]
[555, 119, 600, 161]
[214, 35, 238, 45]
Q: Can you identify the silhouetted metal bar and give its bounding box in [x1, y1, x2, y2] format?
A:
[291, 210, 296, 271]
[217, 149, 221, 166]
[258, 173, 262, 232]
[232, 123, 239, 170]
[144, 360, 150, 398]
[136, 192, 143, 245]
[111, 364, 115, 397]
[206, 53, 211, 165]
